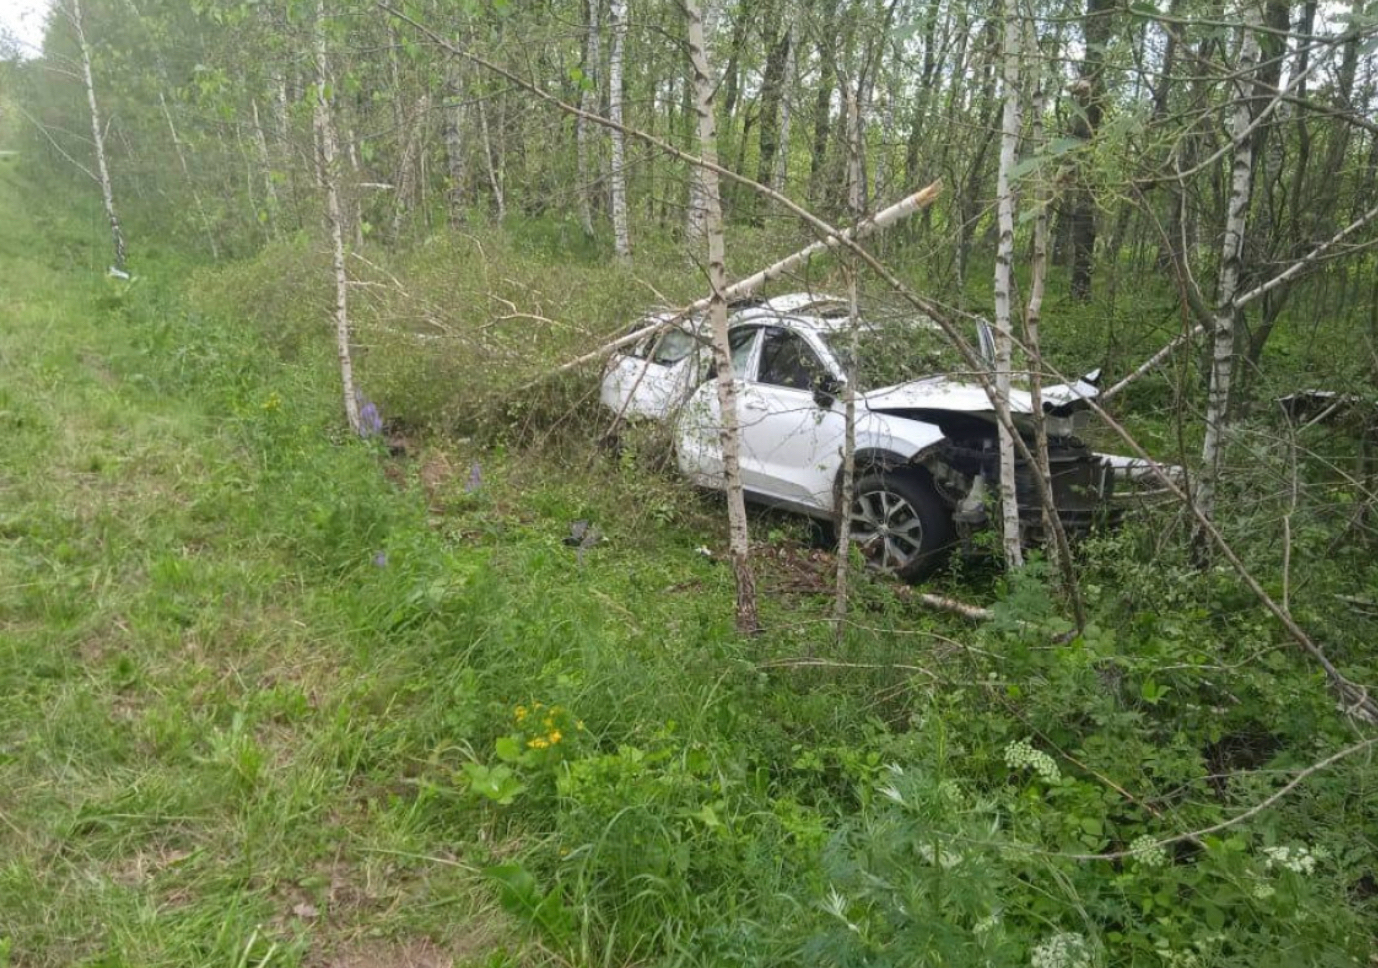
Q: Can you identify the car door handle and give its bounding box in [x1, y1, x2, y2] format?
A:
[742, 397, 768, 412]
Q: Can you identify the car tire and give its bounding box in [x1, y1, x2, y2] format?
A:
[847, 467, 955, 583]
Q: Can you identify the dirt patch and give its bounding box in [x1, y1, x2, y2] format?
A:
[313, 929, 511, 968]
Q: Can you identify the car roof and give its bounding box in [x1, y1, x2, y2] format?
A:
[729, 292, 852, 332]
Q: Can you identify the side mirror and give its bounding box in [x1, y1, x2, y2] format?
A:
[813, 375, 844, 408]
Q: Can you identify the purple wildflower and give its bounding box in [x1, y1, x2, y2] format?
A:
[372, 552, 388, 568]
[355, 390, 384, 438]
[466, 461, 482, 492]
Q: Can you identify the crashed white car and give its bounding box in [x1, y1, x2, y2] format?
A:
[601, 293, 1163, 580]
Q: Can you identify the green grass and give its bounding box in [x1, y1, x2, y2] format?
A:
[2, 165, 1376, 968]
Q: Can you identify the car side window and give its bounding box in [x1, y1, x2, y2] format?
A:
[757, 328, 826, 391]
[651, 328, 697, 366]
[728, 326, 758, 377]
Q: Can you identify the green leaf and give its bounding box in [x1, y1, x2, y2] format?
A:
[462, 762, 525, 805]
[494, 735, 523, 762]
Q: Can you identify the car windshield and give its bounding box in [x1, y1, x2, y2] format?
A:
[824, 315, 982, 391]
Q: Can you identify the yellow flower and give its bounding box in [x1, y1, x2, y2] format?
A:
[543, 717, 555, 730]
[527, 736, 549, 750]
[261, 391, 282, 412]
[514, 705, 527, 722]
[549, 730, 563, 745]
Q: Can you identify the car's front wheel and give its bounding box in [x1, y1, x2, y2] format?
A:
[847, 467, 955, 582]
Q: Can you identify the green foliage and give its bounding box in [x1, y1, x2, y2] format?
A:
[3, 126, 1378, 968]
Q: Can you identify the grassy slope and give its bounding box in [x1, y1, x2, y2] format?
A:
[0, 162, 552, 966]
[0, 159, 859, 968]
[3, 162, 1375, 968]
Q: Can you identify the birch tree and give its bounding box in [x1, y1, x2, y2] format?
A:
[64, 0, 126, 273]
[686, 0, 757, 634]
[993, 0, 1024, 568]
[1194, 2, 1261, 553]
[576, 0, 600, 238]
[314, 0, 362, 434]
[833, 84, 864, 636]
[609, 0, 631, 262]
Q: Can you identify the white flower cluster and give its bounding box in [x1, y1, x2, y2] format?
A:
[1262, 844, 1321, 875]
[1004, 739, 1062, 784]
[1030, 931, 1092, 968]
[1129, 835, 1168, 868]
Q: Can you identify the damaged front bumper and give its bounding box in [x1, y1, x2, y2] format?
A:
[926, 439, 1184, 547]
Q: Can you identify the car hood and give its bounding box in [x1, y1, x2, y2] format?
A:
[862, 374, 1099, 415]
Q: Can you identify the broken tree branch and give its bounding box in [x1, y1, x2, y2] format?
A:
[523, 181, 942, 387]
[1101, 323, 1205, 402]
[1233, 201, 1378, 311]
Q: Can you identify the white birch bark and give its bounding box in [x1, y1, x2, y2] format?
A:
[69, 0, 126, 272]
[476, 94, 506, 221]
[314, 0, 361, 435]
[834, 79, 865, 635]
[686, 0, 757, 634]
[576, 0, 601, 237]
[1195, 3, 1261, 546]
[771, 16, 797, 193]
[993, 0, 1024, 568]
[1023, 64, 1057, 560]
[609, 0, 632, 262]
[251, 99, 280, 239]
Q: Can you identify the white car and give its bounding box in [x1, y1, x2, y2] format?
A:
[601, 293, 1164, 581]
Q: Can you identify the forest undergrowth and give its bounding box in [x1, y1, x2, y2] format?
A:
[1, 163, 1376, 968]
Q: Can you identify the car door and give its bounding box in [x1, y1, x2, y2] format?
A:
[738, 327, 846, 509]
[674, 326, 761, 487]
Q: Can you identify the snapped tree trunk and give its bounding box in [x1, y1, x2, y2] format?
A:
[609, 0, 631, 262]
[314, 0, 361, 435]
[1194, 3, 1261, 555]
[686, 0, 757, 634]
[69, 0, 126, 272]
[993, 0, 1024, 567]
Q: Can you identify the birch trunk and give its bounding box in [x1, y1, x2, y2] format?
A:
[251, 99, 280, 239]
[576, 0, 600, 237]
[69, 0, 126, 272]
[686, 0, 757, 634]
[834, 81, 865, 637]
[771, 17, 797, 193]
[1023, 65, 1058, 567]
[1195, 4, 1261, 553]
[477, 94, 506, 221]
[609, 0, 632, 262]
[443, 61, 467, 225]
[314, 0, 361, 435]
[993, 0, 1023, 568]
